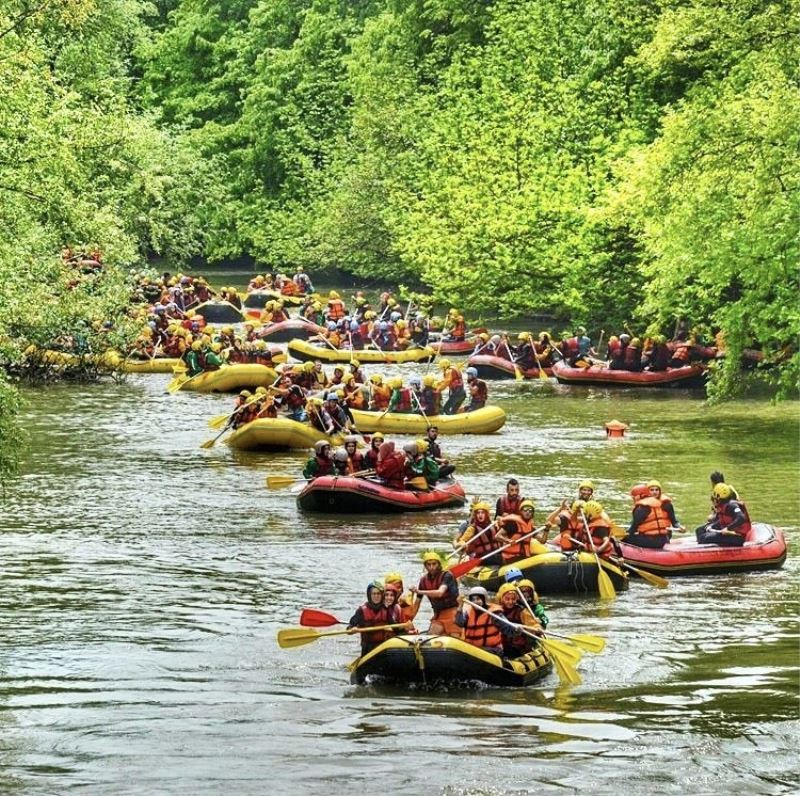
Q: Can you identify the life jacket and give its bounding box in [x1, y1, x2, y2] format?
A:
[443, 367, 463, 390]
[392, 387, 412, 411]
[469, 379, 488, 404]
[358, 602, 396, 646]
[326, 299, 345, 320]
[449, 319, 466, 340]
[346, 452, 365, 474]
[497, 495, 522, 516]
[419, 570, 459, 615]
[671, 345, 691, 363]
[494, 604, 531, 655]
[420, 387, 440, 415]
[564, 337, 580, 357]
[623, 344, 641, 369]
[376, 451, 406, 488]
[328, 331, 342, 348]
[500, 515, 534, 562]
[364, 448, 380, 469]
[462, 604, 503, 649]
[345, 386, 366, 409]
[634, 496, 672, 535]
[314, 455, 334, 476]
[463, 518, 496, 557]
[714, 499, 752, 536]
[285, 388, 305, 410]
[587, 516, 612, 554]
[370, 384, 391, 410]
[558, 509, 585, 551]
[281, 281, 299, 296]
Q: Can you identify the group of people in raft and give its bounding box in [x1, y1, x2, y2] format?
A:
[347, 472, 752, 657]
[472, 327, 709, 372]
[225, 360, 489, 437]
[302, 426, 456, 489]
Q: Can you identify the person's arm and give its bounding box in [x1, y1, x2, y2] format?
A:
[628, 504, 649, 534]
[347, 607, 365, 629]
[724, 503, 748, 531]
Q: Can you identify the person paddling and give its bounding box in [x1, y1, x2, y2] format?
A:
[695, 483, 751, 547]
[348, 580, 406, 656]
[410, 551, 460, 635]
[455, 587, 503, 655]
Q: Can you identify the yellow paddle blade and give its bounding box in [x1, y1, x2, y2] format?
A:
[208, 413, 230, 429]
[277, 628, 327, 648]
[166, 376, 187, 394]
[551, 650, 582, 686]
[597, 563, 617, 601]
[537, 368, 548, 381]
[514, 365, 523, 381]
[540, 637, 583, 666]
[625, 563, 669, 589]
[406, 476, 429, 491]
[200, 438, 218, 449]
[266, 475, 305, 489]
[565, 634, 606, 654]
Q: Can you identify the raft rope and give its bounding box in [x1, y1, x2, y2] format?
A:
[412, 638, 427, 686]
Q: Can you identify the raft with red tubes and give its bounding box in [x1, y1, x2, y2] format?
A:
[467, 354, 553, 380]
[619, 523, 786, 576]
[552, 359, 706, 388]
[255, 318, 325, 343]
[431, 337, 476, 355]
[296, 475, 466, 513]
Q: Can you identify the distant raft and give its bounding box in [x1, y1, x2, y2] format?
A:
[468, 354, 553, 380]
[462, 550, 629, 595]
[256, 318, 325, 343]
[349, 406, 506, 435]
[619, 523, 786, 576]
[194, 300, 246, 325]
[430, 337, 476, 355]
[551, 360, 706, 388]
[349, 634, 553, 688]
[287, 339, 436, 364]
[296, 475, 466, 513]
[169, 364, 278, 393]
[225, 417, 333, 451]
[242, 289, 309, 315]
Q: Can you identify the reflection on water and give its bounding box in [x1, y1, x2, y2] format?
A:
[0, 373, 798, 793]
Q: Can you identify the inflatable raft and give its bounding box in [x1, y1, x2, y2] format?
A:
[551, 359, 706, 388]
[170, 364, 278, 393]
[296, 475, 466, 513]
[468, 354, 553, 380]
[119, 357, 182, 374]
[225, 417, 332, 450]
[288, 339, 436, 364]
[463, 551, 629, 595]
[256, 318, 325, 343]
[194, 300, 245, 324]
[349, 406, 506, 435]
[243, 290, 308, 315]
[25, 348, 122, 371]
[431, 337, 476, 355]
[619, 523, 787, 576]
[350, 633, 553, 687]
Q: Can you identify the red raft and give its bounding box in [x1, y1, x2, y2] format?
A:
[256, 318, 325, 343]
[467, 354, 553, 380]
[431, 337, 476, 355]
[296, 476, 466, 513]
[552, 359, 706, 388]
[620, 523, 787, 576]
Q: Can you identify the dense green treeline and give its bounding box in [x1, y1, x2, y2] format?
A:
[0, 0, 797, 478]
[140, 0, 799, 396]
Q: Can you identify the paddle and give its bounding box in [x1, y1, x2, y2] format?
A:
[411, 391, 433, 429]
[299, 608, 346, 627]
[206, 395, 260, 432]
[547, 631, 606, 654]
[277, 622, 410, 649]
[579, 511, 616, 601]
[447, 525, 548, 579]
[508, 588, 583, 666]
[530, 340, 550, 381]
[462, 600, 581, 686]
[610, 557, 669, 589]
[266, 468, 376, 490]
[500, 338, 523, 380]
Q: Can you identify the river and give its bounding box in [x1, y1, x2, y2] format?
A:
[1, 358, 798, 793]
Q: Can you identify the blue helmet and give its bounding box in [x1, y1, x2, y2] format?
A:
[390, 311, 402, 322]
[504, 568, 524, 583]
[350, 320, 360, 331]
[326, 321, 337, 331]
[379, 321, 389, 331]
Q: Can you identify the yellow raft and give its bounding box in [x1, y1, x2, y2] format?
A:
[25, 348, 122, 370]
[118, 357, 182, 374]
[169, 364, 278, 393]
[349, 405, 506, 435]
[287, 339, 436, 364]
[225, 417, 333, 450]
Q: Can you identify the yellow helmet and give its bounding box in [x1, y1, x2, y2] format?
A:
[371, 431, 385, 441]
[496, 583, 518, 600]
[712, 483, 733, 501]
[370, 374, 383, 385]
[571, 499, 586, 514]
[389, 377, 403, 389]
[519, 499, 535, 512]
[517, 578, 536, 592]
[191, 340, 202, 351]
[421, 550, 442, 565]
[350, 359, 360, 367]
[204, 326, 216, 336]
[303, 361, 314, 372]
[396, 319, 407, 329]
[423, 374, 436, 387]
[329, 290, 340, 300]
[439, 358, 451, 370]
[448, 308, 458, 316]
[416, 439, 428, 454]
[313, 302, 322, 311]
[255, 386, 267, 395]
[222, 326, 234, 335]
[387, 298, 397, 307]
[479, 333, 489, 342]
[384, 571, 404, 586]
[210, 342, 222, 353]
[583, 500, 604, 520]
[579, 479, 594, 491]
[518, 332, 531, 341]
[472, 501, 492, 513]
[646, 480, 662, 490]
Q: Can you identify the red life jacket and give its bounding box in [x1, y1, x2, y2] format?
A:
[714, 499, 752, 535]
[358, 602, 396, 646]
[464, 518, 496, 557]
[495, 604, 531, 654]
[393, 387, 412, 411]
[450, 319, 466, 340]
[564, 337, 580, 357]
[346, 452, 365, 474]
[634, 496, 672, 535]
[314, 456, 334, 476]
[623, 345, 641, 368]
[419, 570, 459, 614]
[463, 605, 503, 649]
[497, 495, 522, 516]
[671, 345, 690, 363]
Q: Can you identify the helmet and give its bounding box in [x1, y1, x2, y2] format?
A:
[390, 311, 402, 322]
[517, 579, 536, 592]
[620, 333, 631, 343]
[583, 500, 604, 520]
[608, 335, 619, 344]
[646, 480, 662, 490]
[329, 290, 340, 300]
[303, 361, 315, 372]
[342, 373, 354, 384]
[364, 310, 376, 320]
[222, 326, 234, 335]
[479, 333, 489, 342]
[366, 579, 384, 600]
[465, 367, 478, 379]
[344, 435, 360, 446]
[313, 302, 322, 311]
[467, 586, 488, 600]
[255, 387, 267, 395]
[415, 439, 428, 454]
[239, 390, 251, 398]
[333, 448, 349, 462]
[503, 567, 524, 583]
[490, 334, 501, 344]
[326, 391, 339, 401]
[191, 340, 202, 351]
[336, 389, 345, 400]
[355, 296, 366, 305]
[631, 337, 641, 347]
[370, 374, 383, 385]
[314, 440, 330, 454]
[571, 499, 586, 514]
[421, 550, 442, 565]
[371, 431, 385, 441]
[539, 331, 550, 341]
[350, 359, 360, 368]
[384, 571, 403, 587]
[387, 298, 397, 307]
[379, 321, 389, 331]
[423, 374, 436, 387]
[448, 308, 458, 316]
[579, 479, 594, 491]
[519, 499, 535, 512]
[518, 332, 531, 341]
[439, 358, 451, 369]
[396, 319, 406, 329]
[496, 583, 518, 601]
[327, 321, 337, 331]
[576, 326, 587, 335]
[712, 483, 733, 501]
[402, 441, 418, 455]
[409, 376, 421, 387]
[472, 501, 491, 513]
[389, 377, 403, 389]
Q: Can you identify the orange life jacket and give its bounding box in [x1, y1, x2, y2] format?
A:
[500, 515, 534, 562]
[462, 604, 503, 649]
[370, 384, 391, 410]
[558, 509, 584, 551]
[634, 496, 672, 535]
[327, 299, 346, 320]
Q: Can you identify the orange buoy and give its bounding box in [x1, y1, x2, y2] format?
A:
[604, 419, 628, 438]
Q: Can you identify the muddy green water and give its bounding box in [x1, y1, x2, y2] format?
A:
[1, 370, 798, 794]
